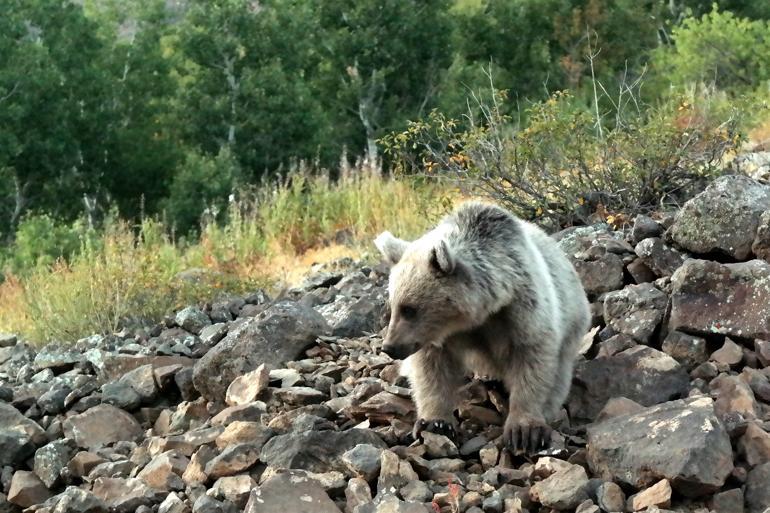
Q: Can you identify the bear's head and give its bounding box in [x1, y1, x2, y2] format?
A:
[374, 229, 475, 359]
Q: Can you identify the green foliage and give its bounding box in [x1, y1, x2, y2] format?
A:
[163, 148, 242, 235]
[651, 7, 770, 92]
[383, 87, 741, 226]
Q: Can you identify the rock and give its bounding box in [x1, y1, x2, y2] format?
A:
[101, 381, 142, 410]
[272, 386, 326, 406]
[479, 445, 499, 469]
[342, 444, 383, 481]
[260, 429, 386, 473]
[594, 396, 645, 423]
[137, 451, 189, 490]
[210, 401, 266, 426]
[215, 421, 274, 450]
[52, 486, 109, 513]
[175, 307, 211, 335]
[710, 488, 744, 513]
[316, 294, 386, 338]
[243, 472, 342, 513]
[711, 374, 758, 420]
[587, 397, 733, 497]
[603, 283, 668, 343]
[191, 495, 232, 513]
[756, 339, 770, 367]
[667, 175, 770, 259]
[738, 422, 770, 467]
[182, 446, 216, 486]
[661, 331, 708, 369]
[7, 471, 51, 508]
[33, 438, 77, 488]
[68, 451, 107, 479]
[746, 462, 770, 513]
[158, 492, 191, 513]
[0, 333, 17, 348]
[205, 444, 260, 479]
[63, 404, 144, 450]
[210, 475, 255, 508]
[632, 215, 663, 243]
[199, 323, 228, 346]
[94, 354, 194, 383]
[419, 432, 458, 459]
[635, 238, 687, 277]
[711, 338, 744, 367]
[0, 402, 46, 467]
[34, 346, 81, 372]
[627, 258, 657, 284]
[530, 464, 589, 510]
[628, 479, 672, 511]
[345, 477, 372, 513]
[568, 346, 689, 421]
[225, 364, 269, 406]
[92, 477, 163, 513]
[121, 364, 159, 402]
[752, 210, 770, 261]
[193, 302, 329, 402]
[670, 259, 770, 340]
[572, 254, 625, 298]
[595, 481, 625, 513]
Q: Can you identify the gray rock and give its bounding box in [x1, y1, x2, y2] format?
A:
[121, 364, 158, 402]
[101, 381, 142, 410]
[260, 429, 386, 473]
[91, 477, 163, 513]
[603, 283, 668, 343]
[587, 397, 733, 497]
[354, 494, 429, 513]
[670, 259, 770, 340]
[37, 381, 72, 415]
[572, 254, 625, 298]
[33, 346, 81, 372]
[63, 404, 144, 450]
[193, 302, 329, 402]
[746, 462, 770, 513]
[243, 472, 342, 513]
[52, 486, 109, 513]
[667, 175, 770, 259]
[175, 307, 211, 335]
[635, 237, 687, 277]
[204, 444, 260, 479]
[569, 346, 689, 421]
[192, 495, 234, 513]
[530, 464, 589, 510]
[595, 481, 625, 513]
[342, 444, 383, 481]
[632, 215, 663, 243]
[661, 331, 708, 370]
[316, 293, 386, 338]
[33, 438, 77, 488]
[0, 402, 46, 467]
[0, 333, 17, 348]
[158, 492, 190, 513]
[199, 323, 228, 346]
[752, 209, 770, 262]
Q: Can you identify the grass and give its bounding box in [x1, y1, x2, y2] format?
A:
[0, 164, 448, 345]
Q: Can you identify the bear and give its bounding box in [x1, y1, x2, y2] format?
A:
[374, 201, 591, 453]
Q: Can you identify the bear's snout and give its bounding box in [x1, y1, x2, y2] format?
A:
[381, 342, 418, 360]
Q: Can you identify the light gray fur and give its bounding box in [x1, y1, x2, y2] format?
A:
[375, 201, 590, 435]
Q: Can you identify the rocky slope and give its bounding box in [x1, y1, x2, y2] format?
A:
[2, 174, 770, 513]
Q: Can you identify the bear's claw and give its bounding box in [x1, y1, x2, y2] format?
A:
[504, 419, 552, 454]
[413, 418, 457, 441]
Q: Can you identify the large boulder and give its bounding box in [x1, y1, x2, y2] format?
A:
[587, 397, 733, 497]
[260, 429, 387, 473]
[670, 259, 770, 340]
[667, 175, 770, 259]
[568, 346, 689, 422]
[193, 301, 329, 402]
[0, 402, 47, 467]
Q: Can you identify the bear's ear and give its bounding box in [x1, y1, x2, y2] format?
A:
[429, 239, 456, 275]
[374, 231, 410, 266]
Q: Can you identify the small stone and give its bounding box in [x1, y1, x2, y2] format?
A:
[533, 457, 573, 478]
[596, 481, 625, 513]
[272, 386, 326, 406]
[345, 477, 372, 513]
[8, 471, 51, 508]
[51, 486, 109, 513]
[711, 339, 744, 367]
[341, 444, 383, 481]
[632, 215, 663, 243]
[199, 323, 228, 346]
[210, 402, 266, 426]
[400, 480, 432, 502]
[635, 238, 687, 277]
[210, 475, 255, 508]
[215, 421, 274, 450]
[738, 422, 770, 467]
[628, 479, 672, 511]
[662, 331, 708, 369]
[34, 438, 77, 488]
[711, 374, 758, 421]
[183, 445, 216, 486]
[710, 488, 744, 513]
[421, 432, 458, 459]
[68, 451, 107, 478]
[204, 444, 260, 479]
[122, 364, 159, 402]
[137, 451, 189, 491]
[159, 492, 191, 513]
[479, 445, 499, 469]
[225, 364, 270, 406]
[530, 464, 589, 510]
[101, 381, 142, 410]
[594, 397, 645, 423]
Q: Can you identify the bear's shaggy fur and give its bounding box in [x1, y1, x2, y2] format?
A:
[375, 201, 590, 452]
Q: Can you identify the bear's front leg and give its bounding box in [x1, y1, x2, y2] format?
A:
[408, 345, 464, 441]
[503, 340, 559, 454]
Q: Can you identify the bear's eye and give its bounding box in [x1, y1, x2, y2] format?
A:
[400, 305, 418, 320]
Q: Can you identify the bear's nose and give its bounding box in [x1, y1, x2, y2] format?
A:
[381, 344, 414, 360]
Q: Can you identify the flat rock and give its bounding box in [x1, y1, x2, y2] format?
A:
[216, 421, 274, 450]
[670, 259, 770, 340]
[260, 429, 386, 473]
[603, 283, 668, 343]
[243, 472, 342, 513]
[667, 175, 770, 259]
[225, 364, 269, 406]
[572, 254, 625, 298]
[530, 464, 589, 510]
[587, 397, 733, 497]
[569, 346, 689, 421]
[0, 402, 46, 466]
[204, 444, 260, 479]
[8, 471, 51, 509]
[63, 404, 144, 449]
[193, 301, 329, 402]
[91, 477, 162, 513]
[628, 479, 672, 511]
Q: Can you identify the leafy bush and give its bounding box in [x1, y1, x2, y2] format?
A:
[383, 86, 741, 227]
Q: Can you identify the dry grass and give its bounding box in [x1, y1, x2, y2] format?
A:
[0, 165, 448, 345]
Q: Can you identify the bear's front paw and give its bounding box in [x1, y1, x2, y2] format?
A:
[503, 415, 552, 454]
[413, 418, 457, 442]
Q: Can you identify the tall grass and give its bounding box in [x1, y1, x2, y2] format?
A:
[0, 165, 445, 345]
